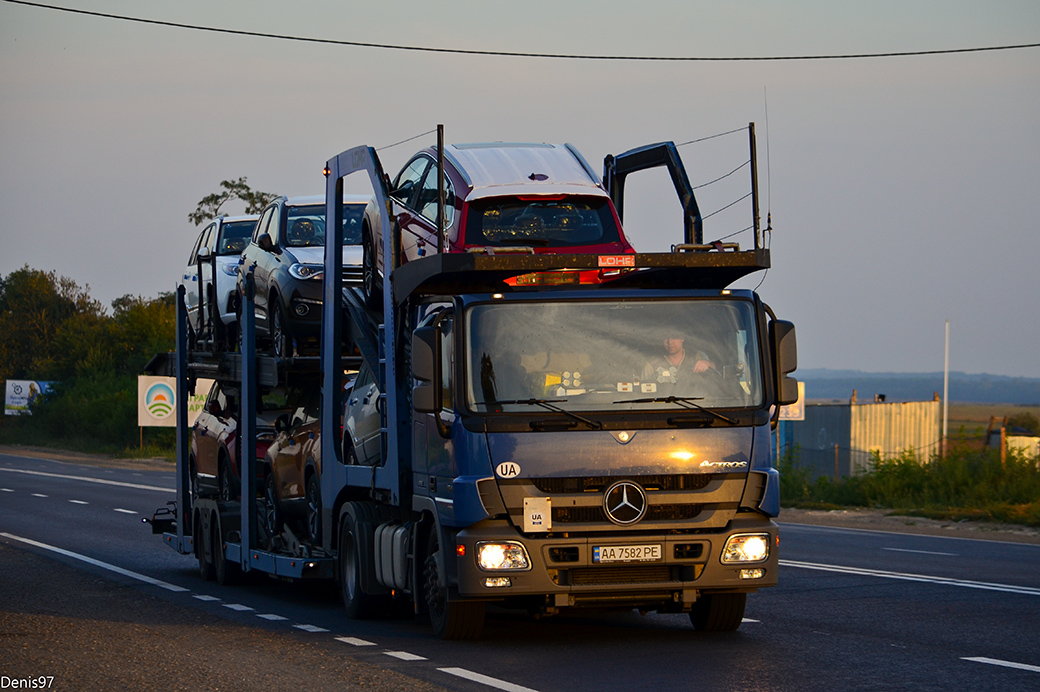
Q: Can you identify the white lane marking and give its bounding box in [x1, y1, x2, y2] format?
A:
[439, 668, 541, 692]
[31, 493, 48, 498]
[781, 521, 1040, 547]
[257, 614, 288, 621]
[113, 509, 138, 514]
[224, 603, 254, 612]
[781, 560, 1040, 596]
[882, 547, 957, 556]
[742, 618, 760, 623]
[385, 651, 427, 661]
[0, 467, 173, 493]
[1, 488, 13, 492]
[336, 636, 377, 646]
[193, 595, 221, 602]
[69, 500, 89, 505]
[962, 657, 1040, 673]
[0, 532, 189, 593]
[293, 624, 329, 633]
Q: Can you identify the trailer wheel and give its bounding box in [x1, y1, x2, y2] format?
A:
[218, 456, 237, 502]
[423, 528, 484, 640]
[339, 511, 383, 618]
[212, 517, 241, 586]
[688, 592, 746, 632]
[195, 511, 214, 581]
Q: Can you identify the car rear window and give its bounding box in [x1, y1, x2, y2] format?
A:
[464, 196, 621, 248]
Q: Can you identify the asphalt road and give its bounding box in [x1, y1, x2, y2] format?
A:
[2, 450, 1040, 692]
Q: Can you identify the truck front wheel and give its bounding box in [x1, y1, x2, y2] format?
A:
[688, 592, 746, 632]
[422, 528, 484, 640]
[339, 511, 384, 618]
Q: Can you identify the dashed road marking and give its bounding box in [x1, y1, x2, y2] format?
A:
[385, 651, 427, 661]
[193, 594, 221, 602]
[1, 488, 13, 492]
[113, 509, 138, 514]
[224, 603, 254, 612]
[257, 614, 288, 621]
[336, 636, 377, 646]
[0, 532, 189, 592]
[69, 499, 89, 505]
[439, 667, 541, 692]
[294, 624, 329, 633]
[962, 657, 1040, 673]
[882, 547, 957, 556]
[31, 493, 48, 498]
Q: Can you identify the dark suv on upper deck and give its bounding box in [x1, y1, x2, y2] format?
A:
[238, 194, 370, 356]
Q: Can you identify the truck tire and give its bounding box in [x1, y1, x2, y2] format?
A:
[688, 592, 746, 632]
[339, 509, 385, 619]
[212, 517, 242, 586]
[195, 510, 214, 581]
[423, 528, 485, 640]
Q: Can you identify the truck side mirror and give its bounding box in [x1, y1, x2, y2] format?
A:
[770, 320, 799, 406]
[412, 326, 441, 413]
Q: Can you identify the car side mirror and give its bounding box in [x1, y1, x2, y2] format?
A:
[258, 234, 275, 252]
[770, 320, 799, 406]
[412, 326, 441, 413]
[274, 413, 289, 433]
[197, 246, 212, 260]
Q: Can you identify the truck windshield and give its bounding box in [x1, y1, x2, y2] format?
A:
[464, 299, 763, 413]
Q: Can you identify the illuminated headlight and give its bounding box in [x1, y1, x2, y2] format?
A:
[476, 541, 531, 571]
[721, 533, 770, 564]
[288, 263, 324, 280]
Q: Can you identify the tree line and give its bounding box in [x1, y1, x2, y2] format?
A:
[0, 265, 175, 452]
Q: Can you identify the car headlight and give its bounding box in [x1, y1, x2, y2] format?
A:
[721, 533, 770, 564]
[476, 541, 531, 571]
[221, 264, 239, 277]
[288, 263, 324, 280]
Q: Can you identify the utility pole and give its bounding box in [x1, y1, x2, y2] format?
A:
[942, 320, 950, 457]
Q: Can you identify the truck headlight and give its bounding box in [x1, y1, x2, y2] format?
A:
[721, 533, 770, 564]
[476, 541, 531, 571]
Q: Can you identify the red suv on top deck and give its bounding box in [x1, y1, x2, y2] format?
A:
[363, 142, 635, 300]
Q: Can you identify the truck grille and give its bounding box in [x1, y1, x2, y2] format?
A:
[552, 504, 703, 524]
[533, 474, 713, 494]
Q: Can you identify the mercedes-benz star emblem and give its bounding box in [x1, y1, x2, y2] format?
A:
[603, 480, 648, 525]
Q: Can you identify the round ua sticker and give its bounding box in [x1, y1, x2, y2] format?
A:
[496, 461, 521, 478]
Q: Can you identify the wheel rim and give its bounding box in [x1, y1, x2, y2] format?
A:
[272, 305, 286, 357]
[342, 529, 358, 602]
[306, 477, 321, 543]
[261, 475, 279, 540]
[219, 462, 231, 502]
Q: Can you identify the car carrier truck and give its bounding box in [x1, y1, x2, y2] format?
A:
[150, 126, 798, 639]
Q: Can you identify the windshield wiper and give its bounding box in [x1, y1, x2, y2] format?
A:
[615, 395, 735, 425]
[480, 398, 603, 430]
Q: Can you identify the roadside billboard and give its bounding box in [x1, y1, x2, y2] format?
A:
[137, 376, 213, 427]
[4, 380, 53, 416]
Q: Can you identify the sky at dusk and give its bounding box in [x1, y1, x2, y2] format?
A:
[2, 1, 1038, 378]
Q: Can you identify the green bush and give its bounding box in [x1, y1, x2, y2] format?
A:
[780, 445, 1040, 526]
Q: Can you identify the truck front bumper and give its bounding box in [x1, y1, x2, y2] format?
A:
[454, 514, 778, 609]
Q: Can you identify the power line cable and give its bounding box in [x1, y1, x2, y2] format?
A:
[6, 1, 1039, 62]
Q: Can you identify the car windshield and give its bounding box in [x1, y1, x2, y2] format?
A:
[464, 298, 763, 413]
[285, 203, 366, 248]
[464, 196, 621, 248]
[216, 220, 257, 255]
